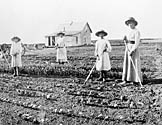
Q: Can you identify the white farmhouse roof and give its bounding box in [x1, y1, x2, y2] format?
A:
[47, 22, 92, 36]
[57, 22, 85, 32]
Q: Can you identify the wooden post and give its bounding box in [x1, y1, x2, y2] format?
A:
[52, 36, 55, 46]
[48, 37, 51, 46]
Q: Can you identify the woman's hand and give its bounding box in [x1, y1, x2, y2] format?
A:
[123, 36, 128, 43]
[13, 53, 17, 56]
[103, 48, 107, 52]
[128, 50, 134, 56]
[55, 46, 58, 49]
[96, 55, 100, 60]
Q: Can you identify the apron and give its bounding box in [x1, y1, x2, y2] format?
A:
[95, 39, 111, 71]
[10, 42, 22, 67]
[56, 37, 67, 62]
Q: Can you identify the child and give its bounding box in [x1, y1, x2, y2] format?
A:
[10, 36, 22, 76]
[95, 30, 112, 81]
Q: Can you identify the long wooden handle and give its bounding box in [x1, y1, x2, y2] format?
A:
[84, 63, 96, 84]
[129, 57, 143, 87]
[3, 53, 10, 68]
[123, 40, 143, 87]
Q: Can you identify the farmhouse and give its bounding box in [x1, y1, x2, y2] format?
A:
[45, 22, 92, 47]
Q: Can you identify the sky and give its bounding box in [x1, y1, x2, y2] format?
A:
[0, 0, 162, 44]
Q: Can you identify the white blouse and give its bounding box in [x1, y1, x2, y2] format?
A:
[10, 42, 22, 55]
[127, 28, 141, 52]
[95, 39, 112, 57]
[56, 37, 66, 47]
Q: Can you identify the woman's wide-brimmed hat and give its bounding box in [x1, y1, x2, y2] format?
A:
[57, 32, 65, 36]
[11, 36, 21, 42]
[95, 30, 108, 37]
[125, 17, 138, 26]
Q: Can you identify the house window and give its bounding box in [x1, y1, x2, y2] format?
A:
[84, 38, 86, 43]
[52, 36, 55, 46]
[76, 37, 78, 44]
[48, 37, 51, 46]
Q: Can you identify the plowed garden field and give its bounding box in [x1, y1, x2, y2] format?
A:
[0, 43, 162, 125]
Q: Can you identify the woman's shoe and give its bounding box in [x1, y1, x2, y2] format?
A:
[97, 77, 103, 81]
[104, 77, 111, 82]
[97, 71, 103, 81]
[133, 82, 139, 86]
[13, 74, 17, 77]
[118, 81, 127, 85]
[13, 67, 17, 77]
[129, 82, 134, 85]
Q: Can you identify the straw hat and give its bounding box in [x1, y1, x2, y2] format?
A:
[95, 30, 108, 37]
[125, 17, 138, 26]
[57, 32, 65, 36]
[11, 36, 21, 42]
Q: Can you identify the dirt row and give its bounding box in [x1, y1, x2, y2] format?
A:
[0, 73, 162, 124]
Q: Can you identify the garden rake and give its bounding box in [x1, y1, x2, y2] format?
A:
[84, 62, 96, 84]
[0, 51, 10, 68]
[123, 39, 143, 88]
[84, 49, 107, 84]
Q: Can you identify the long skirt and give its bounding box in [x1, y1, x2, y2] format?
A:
[11, 54, 22, 67]
[96, 52, 111, 71]
[122, 48, 143, 82]
[56, 47, 67, 62]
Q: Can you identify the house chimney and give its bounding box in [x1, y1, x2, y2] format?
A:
[70, 21, 73, 25]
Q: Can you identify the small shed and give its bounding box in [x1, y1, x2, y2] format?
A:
[35, 43, 45, 49]
[45, 22, 92, 47]
[24, 44, 36, 50]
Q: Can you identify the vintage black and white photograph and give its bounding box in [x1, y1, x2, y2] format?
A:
[0, 0, 162, 124]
